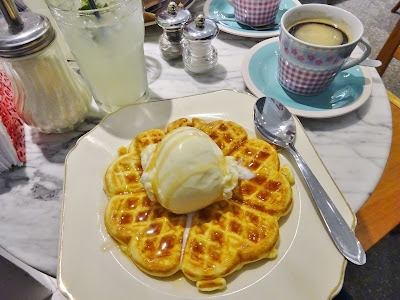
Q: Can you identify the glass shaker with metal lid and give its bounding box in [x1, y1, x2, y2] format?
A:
[182, 14, 219, 75]
[0, 0, 92, 133]
[156, 2, 191, 60]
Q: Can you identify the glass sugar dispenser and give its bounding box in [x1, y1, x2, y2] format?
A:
[182, 14, 219, 75]
[156, 2, 191, 60]
[0, 0, 92, 133]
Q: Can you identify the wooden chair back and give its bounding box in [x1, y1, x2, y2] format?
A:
[376, 18, 400, 76]
[392, 1, 400, 13]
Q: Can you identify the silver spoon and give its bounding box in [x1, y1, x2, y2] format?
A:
[254, 96, 366, 265]
[212, 18, 279, 31]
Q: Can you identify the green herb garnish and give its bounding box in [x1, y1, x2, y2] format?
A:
[79, 0, 109, 10]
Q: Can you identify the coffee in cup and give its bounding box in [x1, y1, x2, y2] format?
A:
[288, 19, 350, 46]
[277, 4, 371, 96]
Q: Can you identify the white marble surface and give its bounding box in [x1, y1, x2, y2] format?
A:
[0, 1, 392, 277]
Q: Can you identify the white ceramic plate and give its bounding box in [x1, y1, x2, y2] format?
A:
[242, 38, 373, 118]
[203, 0, 301, 38]
[59, 90, 355, 299]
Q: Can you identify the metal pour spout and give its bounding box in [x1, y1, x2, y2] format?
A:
[0, 0, 23, 32]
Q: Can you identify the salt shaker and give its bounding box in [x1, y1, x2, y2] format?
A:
[156, 2, 191, 60]
[182, 14, 219, 75]
[0, 0, 92, 133]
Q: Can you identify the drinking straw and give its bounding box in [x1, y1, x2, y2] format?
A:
[88, 0, 100, 18]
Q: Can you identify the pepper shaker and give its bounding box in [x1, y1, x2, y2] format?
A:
[182, 14, 219, 75]
[0, 0, 92, 133]
[156, 2, 191, 60]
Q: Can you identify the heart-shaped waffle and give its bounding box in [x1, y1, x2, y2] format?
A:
[104, 152, 144, 197]
[128, 129, 165, 155]
[182, 199, 279, 291]
[105, 192, 187, 276]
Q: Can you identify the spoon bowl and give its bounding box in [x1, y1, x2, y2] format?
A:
[254, 96, 295, 147]
[254, 96, 366, 265]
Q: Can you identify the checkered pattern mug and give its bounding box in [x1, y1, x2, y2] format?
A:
[234, 0, 281, 27]
[278, 4, 371, 96]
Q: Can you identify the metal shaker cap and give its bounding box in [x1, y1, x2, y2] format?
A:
[0, 11, 55, 58]
[156, 2, 191, 30]
[182, 14, 219, 41]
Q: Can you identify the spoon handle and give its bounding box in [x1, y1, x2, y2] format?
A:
[287, 143, 366, 265]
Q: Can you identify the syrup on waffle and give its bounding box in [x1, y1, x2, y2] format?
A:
[181, 199, 279, 291]
[232, 168, 293, 218]
[231, 138, 280, 173]
[201, 120, 248, 156]
[104, 152, 144, 198]
[128, 129, 165, 155]
[105, 192, 187, 276]
[166, 117, 206, 133]
[104, 118, 294, 292]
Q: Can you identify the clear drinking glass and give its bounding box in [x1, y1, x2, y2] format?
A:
[46, 0, 149, 113]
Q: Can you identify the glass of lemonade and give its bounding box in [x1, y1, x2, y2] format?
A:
[46, 0, 148, 112]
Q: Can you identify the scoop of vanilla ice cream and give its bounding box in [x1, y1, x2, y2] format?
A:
[139, 127, 241, 214]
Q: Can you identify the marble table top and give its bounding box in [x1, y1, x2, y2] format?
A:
[0, 1, 392, 277]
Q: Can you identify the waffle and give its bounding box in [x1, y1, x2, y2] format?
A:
[128, 129, 165, 155]
[232, 168, 293, 218]
[104, 192, 187, 276]
[181, 199, 279, 291]
[231, 138, 280, 173]
[201, 120, 248, 156]
[103, 118, 294, 291]
[166, 117, 206, 133]
[104, 152, 144, 198]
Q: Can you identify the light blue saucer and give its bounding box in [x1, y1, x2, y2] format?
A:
[204, 0, 300, 38]
[242, 38, 372, 118]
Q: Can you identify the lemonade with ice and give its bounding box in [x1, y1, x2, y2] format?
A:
[47, 0, 148, 111]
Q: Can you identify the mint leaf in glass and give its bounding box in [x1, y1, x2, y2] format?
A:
[79, 0, 109, 10]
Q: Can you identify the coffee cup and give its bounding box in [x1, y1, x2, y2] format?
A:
[228, 0, 282, 27]
[278, 4, 371, 96]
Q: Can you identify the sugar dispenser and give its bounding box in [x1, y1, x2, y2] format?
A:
[182, 14, 219, 75]
[156, 2, 191, 60]
[0, 0, 92, 133]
